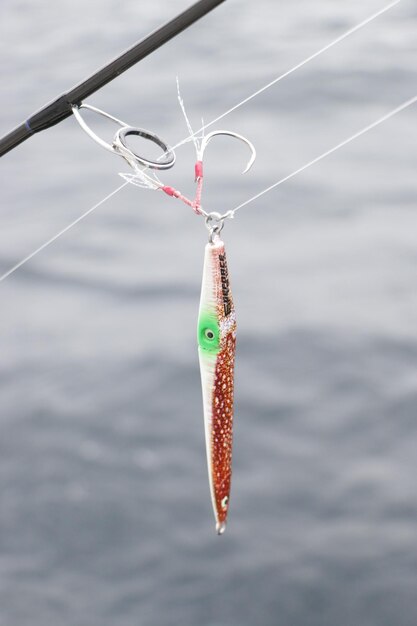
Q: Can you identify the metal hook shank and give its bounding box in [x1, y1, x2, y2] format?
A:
[72, 103, 128, 153]
[199, 130, 256, 174]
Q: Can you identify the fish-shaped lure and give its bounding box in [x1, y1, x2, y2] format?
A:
[197, 235, 236, 534]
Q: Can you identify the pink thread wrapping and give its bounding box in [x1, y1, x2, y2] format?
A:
[162, 186, 180, 197]
[161, 185, 203, 215]
[160, 160, 207, 216]
[195, 161, 203, 181]
[193, 175, 203, 213]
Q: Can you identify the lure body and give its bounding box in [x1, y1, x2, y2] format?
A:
[197, 236, 236, 534]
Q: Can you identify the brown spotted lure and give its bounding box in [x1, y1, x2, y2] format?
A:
[197, 234, 236, 533]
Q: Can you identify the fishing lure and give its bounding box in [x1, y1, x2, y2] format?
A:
[162, 131, 255, 533]
[72, 104, 255, 533]
[198, 225, 236, 534]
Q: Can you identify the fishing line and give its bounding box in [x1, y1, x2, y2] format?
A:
[172, 0, 401, 149]
[1, 94, 414, 284]
[0, 182, 128, 283]
[226, 94, 417, 216]
[0, 0, 402, 282]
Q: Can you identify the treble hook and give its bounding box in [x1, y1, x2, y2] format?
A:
[197, 130, 256, 174]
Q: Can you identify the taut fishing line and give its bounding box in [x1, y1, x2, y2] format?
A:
[0, 0, 401, 284]
[0, 183, 128, 283]
[227, 93, 417, 217]
[172, 0, 401, 149]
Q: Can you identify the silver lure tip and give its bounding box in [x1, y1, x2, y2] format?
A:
[216, 521, 227, 536]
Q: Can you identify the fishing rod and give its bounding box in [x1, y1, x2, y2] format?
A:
[0, 0, 226, 158]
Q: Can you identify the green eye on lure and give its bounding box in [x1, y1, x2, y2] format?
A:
[197, 236, 236, 534]
[198, 312, 220, 351]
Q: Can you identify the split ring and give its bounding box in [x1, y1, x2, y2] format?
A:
[113, 127, 175, 170]
[205, 212, 225, 243]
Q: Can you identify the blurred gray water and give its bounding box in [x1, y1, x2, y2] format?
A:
[1, 0, 417, 624]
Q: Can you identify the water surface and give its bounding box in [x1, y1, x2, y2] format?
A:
[0, 1, 416, 624]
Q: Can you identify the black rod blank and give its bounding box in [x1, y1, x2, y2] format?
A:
[0, 0, 226, 158]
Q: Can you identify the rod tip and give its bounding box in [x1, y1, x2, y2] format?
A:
[216, 521, 227, 535]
